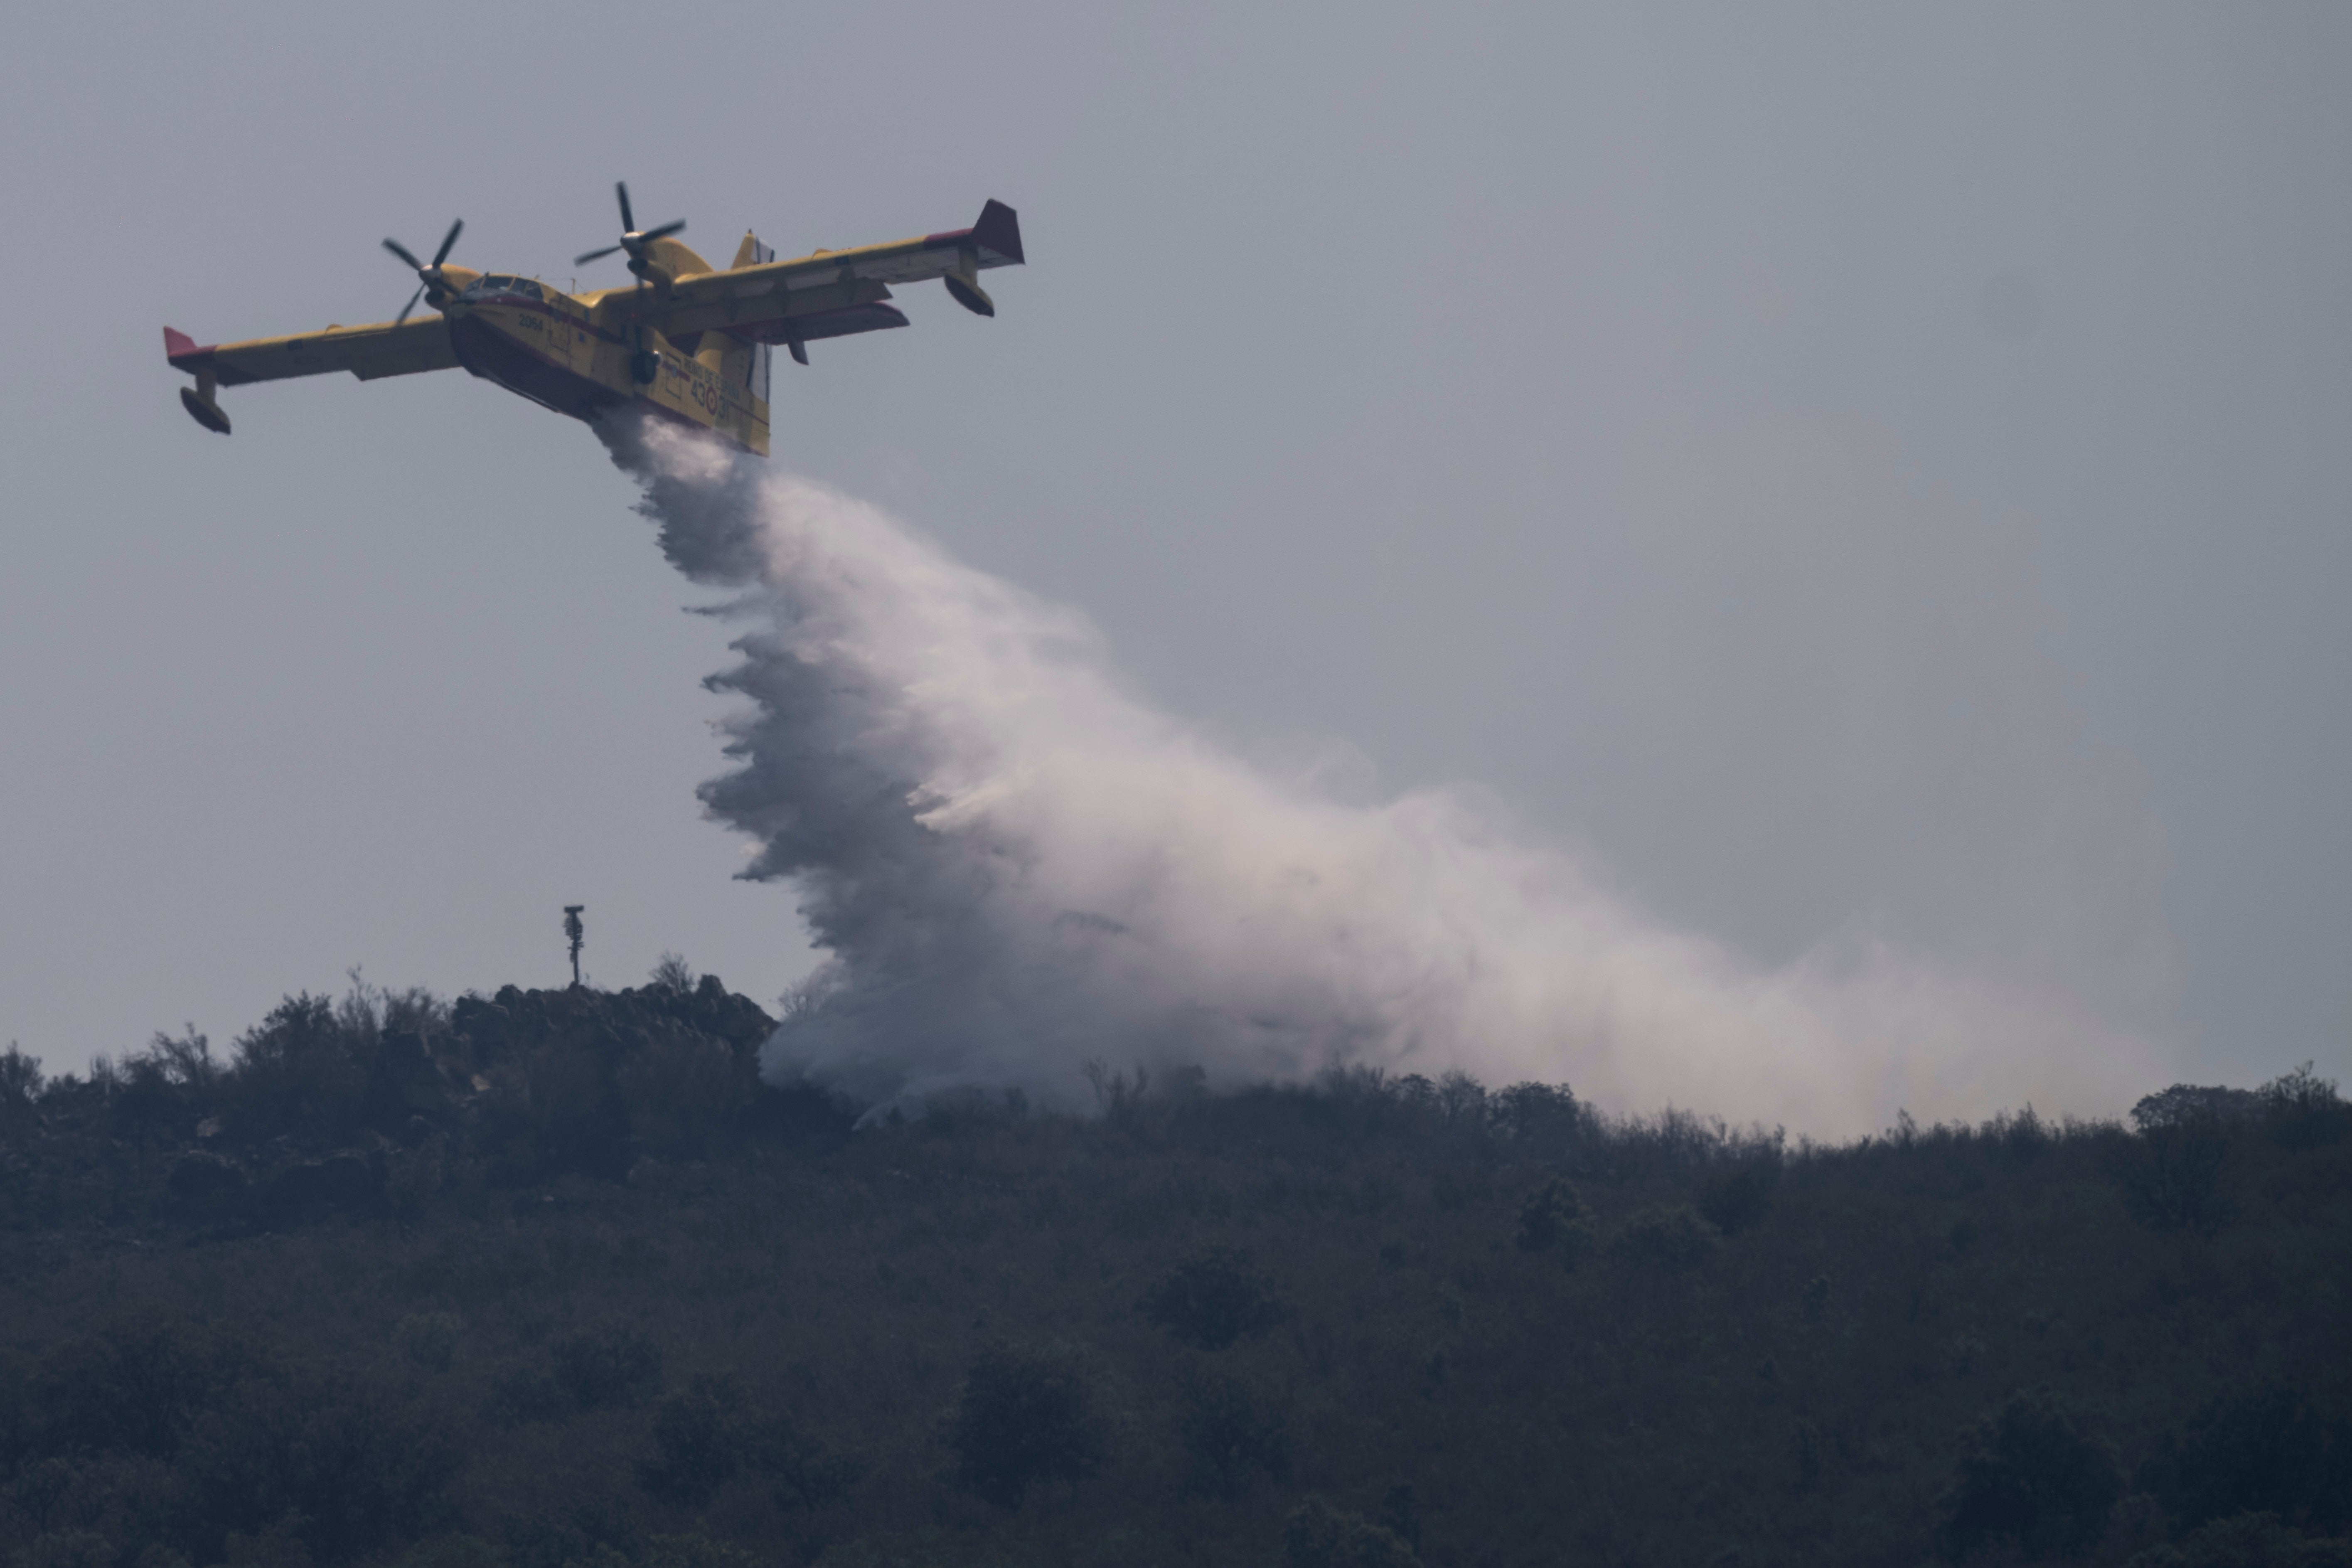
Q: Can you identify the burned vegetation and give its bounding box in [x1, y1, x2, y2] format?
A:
[0, 975, 2348, 1568]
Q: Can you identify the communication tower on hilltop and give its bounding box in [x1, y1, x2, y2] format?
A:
[563, 906, 586, 988]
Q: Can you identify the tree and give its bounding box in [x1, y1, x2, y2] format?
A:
[947, 1344, 1108, 1509]
[1609, 1204, 1720, 1270]
[1695, 1150, 1781, 1236]
[745, 1411, 861, 1515]
[1284, 1498, 1420, 1568]
[2258, 1063, 2351, 1150]
[648, 954, 696, 995]
[2138, 1385, 2347, 1536]
[1141, 1250, 1287, 1350]
[0, 1043, 41, 1108]
[1177, 1373, 1292, 1499]
[550, 1322, 664, 1411]
[1938, 1389, 2122, 1561]
[1513, 1181, 1597, 1268]
[2128, 1513, 2352, 1568]
[2115, 1110, 2232, 1233]
[636, 1379, 742, 1511]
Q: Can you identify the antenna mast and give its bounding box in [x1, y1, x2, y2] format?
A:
[563, 906, 586, 988]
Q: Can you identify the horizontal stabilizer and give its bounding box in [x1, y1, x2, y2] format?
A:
[179, 385, 231, 435]
[945, 275, 995, 317]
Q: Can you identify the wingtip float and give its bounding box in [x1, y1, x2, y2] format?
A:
[161, 190, 1025, 459]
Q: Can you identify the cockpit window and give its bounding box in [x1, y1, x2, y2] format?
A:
[462, 274, 541, 300]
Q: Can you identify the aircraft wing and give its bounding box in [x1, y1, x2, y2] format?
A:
[163, 316, 459, 386]
[632, 199, 1025, 342]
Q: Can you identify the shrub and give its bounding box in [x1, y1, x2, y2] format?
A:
[1937, 1388, 2122, 1561]
[1513, 1180, 1592, 1255]
[1695, 1153, 1781, 1236]
[1177, 1373, 1292, 1498]
[2138, 1384, 2346, 1536]
[946, 1343, 1107, 1509]
[550, 1323, 663, 1410]
[2259, 1064, 2351, 1150]
[2127, 1512, 2352, 1568]
[180, 1369, 459, 1565]
[386, 1537, 504, 1568]
[0, 1044, 42, 1108]
[1283, 1497, 1420, 1568]
[1141, 1250, 1287, 1350]
[1489, 1082, 1582, 1159]
[637, 1536, 764, 1568]
[487, 1364, 570, 1425]
[391, 1312, 465, 1376]
[2131, 1085, 2257, 1131]
[636, 1378, 742, 1510]
[616, 1035, 747, 1162]
[30, 1319, 230, 1459]
[2115, 1112, 2232, 1233]
[745, 1411, 861, 1515]
[1792, 1419, 1823, 1492]
[1609, 1205, 1720, 1270]
[22, 1531, 128, 1568]
[226, 995, 368, 1143]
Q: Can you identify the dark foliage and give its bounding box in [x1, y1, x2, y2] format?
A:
[2116, 1095, 2234, 1233]
[743, 1412, 860, 1516]
[945, 1343, 1109, 1509]
[1608, 1202, 1720, 1269]
[25, 1318, 239, 1459]
[0, 979, 2347, 1566]
[1512, 1179, 1594, 1263]
[549, 1322, 663, 1412]
[1939, 1388, 2123, 1560]
[177, 1368, 459, 1564]
[635, 1379, 740, 1510]
[2139, 1385, 2350, 1536]
[633, 1376, 858, 1518]
[1139, 1249, 1288, 1349]
[0, 1045, 43, 1109]
[1177, 1372, 1292, 1498]
[2260, 1064, 2352, 1152]
[1283, 1497, 1420, 1567]
[1695, 1147, 1782, 1236]
[2129, 1513, 2352, 1568]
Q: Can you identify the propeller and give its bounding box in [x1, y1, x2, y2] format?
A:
[573, 182, 685, 272]
[574, 183, 686, 384]
[383, 218, 465, 326]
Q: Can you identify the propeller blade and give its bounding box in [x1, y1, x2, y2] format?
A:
[615, 181, 634, 235]
[394, 282, 426, 327]
[575, 244, 623, 266]
[431, 218, 465, 267]
[640, 218, 686, 243]
[383, 237, 423, 270]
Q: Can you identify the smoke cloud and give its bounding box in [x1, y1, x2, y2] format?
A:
[604, 413, 2170, 1136]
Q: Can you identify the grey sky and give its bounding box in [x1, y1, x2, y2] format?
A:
[1, 3, 2345, 1116]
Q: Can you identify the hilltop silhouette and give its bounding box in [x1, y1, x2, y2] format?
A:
[0, 971, 2347, 1567]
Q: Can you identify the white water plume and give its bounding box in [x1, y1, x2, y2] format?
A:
[603, 414, 2167, 1137]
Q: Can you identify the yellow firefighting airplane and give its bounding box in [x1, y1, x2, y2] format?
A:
[163, 184, 1024, 458]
